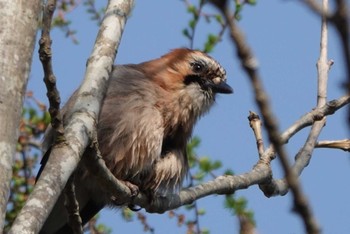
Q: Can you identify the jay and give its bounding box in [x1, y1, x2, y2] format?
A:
[40, 48, 233, 233]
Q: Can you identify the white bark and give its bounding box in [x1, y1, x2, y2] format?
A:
[0, 0, 41, 230]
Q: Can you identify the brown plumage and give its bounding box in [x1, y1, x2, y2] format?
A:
[40, 48, 232, 233]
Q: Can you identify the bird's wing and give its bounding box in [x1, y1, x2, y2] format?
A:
[97, 65, 165, 186]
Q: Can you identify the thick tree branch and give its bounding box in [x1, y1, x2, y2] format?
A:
[9, 1, 134, 233]
[0, 0, 41, 230]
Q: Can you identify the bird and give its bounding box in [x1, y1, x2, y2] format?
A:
[39, 48, 233, 233]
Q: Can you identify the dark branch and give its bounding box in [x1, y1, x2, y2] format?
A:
[39, 0, 64, 138]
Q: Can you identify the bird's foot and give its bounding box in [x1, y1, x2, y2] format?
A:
[110, 180, 139, 206]
[121, 180, 139, 197]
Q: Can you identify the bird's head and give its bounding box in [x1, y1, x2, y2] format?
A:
[140, 48, 233, 118]
[142, 48, 232, 95]
[175, 48, 233, 95]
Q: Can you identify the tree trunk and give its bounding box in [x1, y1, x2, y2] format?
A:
[0, 0, 41, 229]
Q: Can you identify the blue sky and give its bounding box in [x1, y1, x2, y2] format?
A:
[28, 1, 350, 233]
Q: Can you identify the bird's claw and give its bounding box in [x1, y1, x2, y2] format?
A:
[121, 180, 139, 197]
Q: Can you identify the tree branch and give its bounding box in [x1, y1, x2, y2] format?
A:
[39, 0, 64, 137]
[315, 139, 350, 151]
[64, 174, 83, 234]
[302, 0, 350, 132]
[210, 2, 321, 233]
[260, 3, 331, 232]
[9, 0, 134, 233]
[0, 0, 41, 229]
[259, 95, 350, 194]
[248, 111, 265, 159]
[139, 161, 271, 214]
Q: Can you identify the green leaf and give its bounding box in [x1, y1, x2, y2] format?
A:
[96, 224, 112, 234]
[182, 28, 191, 39]
[234, 197, 248, 214]
[189, 19, 196, 30]
[187, 5, 196, 14]
[247, 0, 257, 5]
[211, 160, 222, 170]
[121, 207, 134, 221]
[199, 157, 211, 172]
[204, 34, 218, 53]
[224, 169, 235, 176]
[225, 194, 236, 211]
[185, 203, 195, 210]
[42, 111, 51, 125]
[215, 14, 224, 25]
[193, 171, 206, 181]
[197, 208, 206, 215]
[28, 108, 37, 119]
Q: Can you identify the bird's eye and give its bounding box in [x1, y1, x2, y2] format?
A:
[191, 62, 204, 73]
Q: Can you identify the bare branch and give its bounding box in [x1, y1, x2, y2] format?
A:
[248, 111, 265, 159]
[260, 95, 350, 195]
[217, 3, 291, 176]
[260, 1, 334, 232]
[303, 0, 332, 18]
[279, 95, 350, 146]
[209, 2, 321, 233]
[316, 139, 350, 151]
[64, 174, 83, 234]
[239, 215, 257, 234]
[39, 0, 64, 137]
[302, 0, 350, 129]
[139, 162, 272, 214]
[80, 146, 271, 214]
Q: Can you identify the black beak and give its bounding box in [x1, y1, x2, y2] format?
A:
[210, 80, 233, 94]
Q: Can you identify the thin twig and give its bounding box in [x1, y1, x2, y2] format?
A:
[188, 171, 202, 234]
[20, 151, 30, 195]
[258, 95, 350, 195]
[303, 0, 350, 134]
[64, 174, 83, 234]
[316, 139, 350, 151]
[259, 95, 350, 196]
[39, 0, 64, 138]
[248, 111, 265, 159]
[282, 0, 333, 193]
[184, 0, 206, 49]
